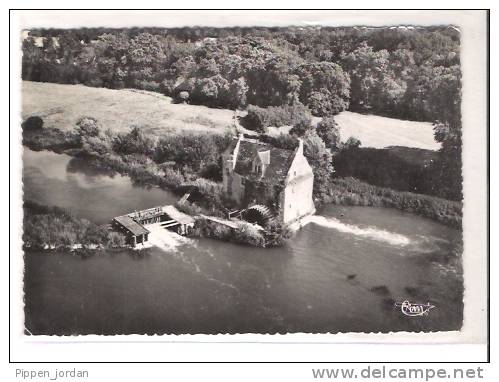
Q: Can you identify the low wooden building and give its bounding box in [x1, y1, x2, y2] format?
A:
[112, 204, 196, 247]
[128, 206, 163, 225]
[113, 215, 150, 247]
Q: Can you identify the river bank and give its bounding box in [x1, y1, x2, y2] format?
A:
[23, 201, 130, 252]
[23, 147, 463, 334]
[22, 149, 286, 250]
[324, 177, 462, 229]
[23, 204, 463, 334]
[22, 124, 462, 230]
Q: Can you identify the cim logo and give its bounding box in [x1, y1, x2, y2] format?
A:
[395, 300, 436, 317]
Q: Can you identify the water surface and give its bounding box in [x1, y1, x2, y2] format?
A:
[23, 148, 463, 334]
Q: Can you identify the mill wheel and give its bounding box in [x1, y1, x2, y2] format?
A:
[242, 205, 273, 226]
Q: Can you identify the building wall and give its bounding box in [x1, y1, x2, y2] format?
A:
[222, 162, 245, 204]
[242, 179, 281, 212]
[222, 138, 315, 224]
[281, 143, 315, 224]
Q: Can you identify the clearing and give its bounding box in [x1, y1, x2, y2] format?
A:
[22, 81, 242, 137]
[22, 81, 440, 150]
[332, 111, 440, 151]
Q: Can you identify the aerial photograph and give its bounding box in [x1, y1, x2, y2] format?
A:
[20, 20, 464, 335]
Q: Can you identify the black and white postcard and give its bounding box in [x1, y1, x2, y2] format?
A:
[9, 9, 489, 364]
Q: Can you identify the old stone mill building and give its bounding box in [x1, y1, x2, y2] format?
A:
[222, 135, 316, 225]
[112, 135, 315, 248]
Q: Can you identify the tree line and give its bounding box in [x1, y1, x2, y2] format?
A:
[22, 26, 462, 201]
[22, 26, 460, 121]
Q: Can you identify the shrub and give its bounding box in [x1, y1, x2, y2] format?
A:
[234, 223, 266, 247]
[333, 146, 445, 196]
[242, 105, 270, 133]
[22, 116, 44, 131]
[106, 230, 127, 248]
[326, 177, 462, 228]
[160, 78, 177, 96]
[316, 117, 341, 151]
[23, 127, 81, 153]
[242, 103, 312, 133]
[113, 126, 155, 156]
[289, 117, 313, 137]
[154, 132, 231, 173]
[23, 201, 127, 250]
[79, 134, 113, 156]
[344, 136, 362, 149]
[76, 117, 100, 137]
[133, 80, 160, 91]
[259, 133, 298, 150]
[196, 218, 266, 247]
[200, 162, 222, 181]
[264, 220, 292, 247]
[175, 201, 206, 216]
[303, 132, 334, 196]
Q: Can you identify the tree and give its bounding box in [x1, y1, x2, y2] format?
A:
[76, 117, 100, 137]
[22, 37, 43, 81]
[228, 77, 249, 109]
[295, 62, 350, 116]
[344, 136, 362, 149]
[316, 117, 341, 152]
[193, 77, 219, 103]
[22, 116, 44, 131]
[76, 117, 115, 156]
[197, 57, 220, 77]
[428, 65, 462, 201]
[342, 42, 407, 115]
[303, 132, 334, 196]
[289, 116, 313, 137]
[21, 27, 462, 127]
[243, 103, 311, 133]
[128, 33, 165, 68]
[155, 133, 230, 172]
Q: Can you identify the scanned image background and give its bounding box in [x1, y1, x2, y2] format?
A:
[10, 10, 487, 359]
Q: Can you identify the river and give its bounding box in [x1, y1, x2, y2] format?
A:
[22, 148, 463, 335]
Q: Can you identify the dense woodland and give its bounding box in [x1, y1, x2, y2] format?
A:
[22, 26, 462, 203]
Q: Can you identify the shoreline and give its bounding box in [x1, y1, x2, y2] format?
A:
[22, 133, 462, 231]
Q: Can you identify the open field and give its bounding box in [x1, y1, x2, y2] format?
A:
[22, 81, 440, 150]
[22, 81, 240, 137]
[269, 114, 439, 151]
[333, 111, 440, 151]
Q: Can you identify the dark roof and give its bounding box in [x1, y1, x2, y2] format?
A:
[114, 215, 150, 236]
[230, 138, 296, 184]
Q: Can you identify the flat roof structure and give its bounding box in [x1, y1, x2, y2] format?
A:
[113, 215, 150, 236]
[161, 205, 195, 226]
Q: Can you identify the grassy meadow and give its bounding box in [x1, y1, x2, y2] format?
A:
[333, 111, 440, 151]
[22, 81, 240, 138]
[22, 81, 440, 151]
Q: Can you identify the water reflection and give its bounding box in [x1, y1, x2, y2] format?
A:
[23, 148, 177, 224]
[23, 148, 463, 334]
[66, 155, 119, 178]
